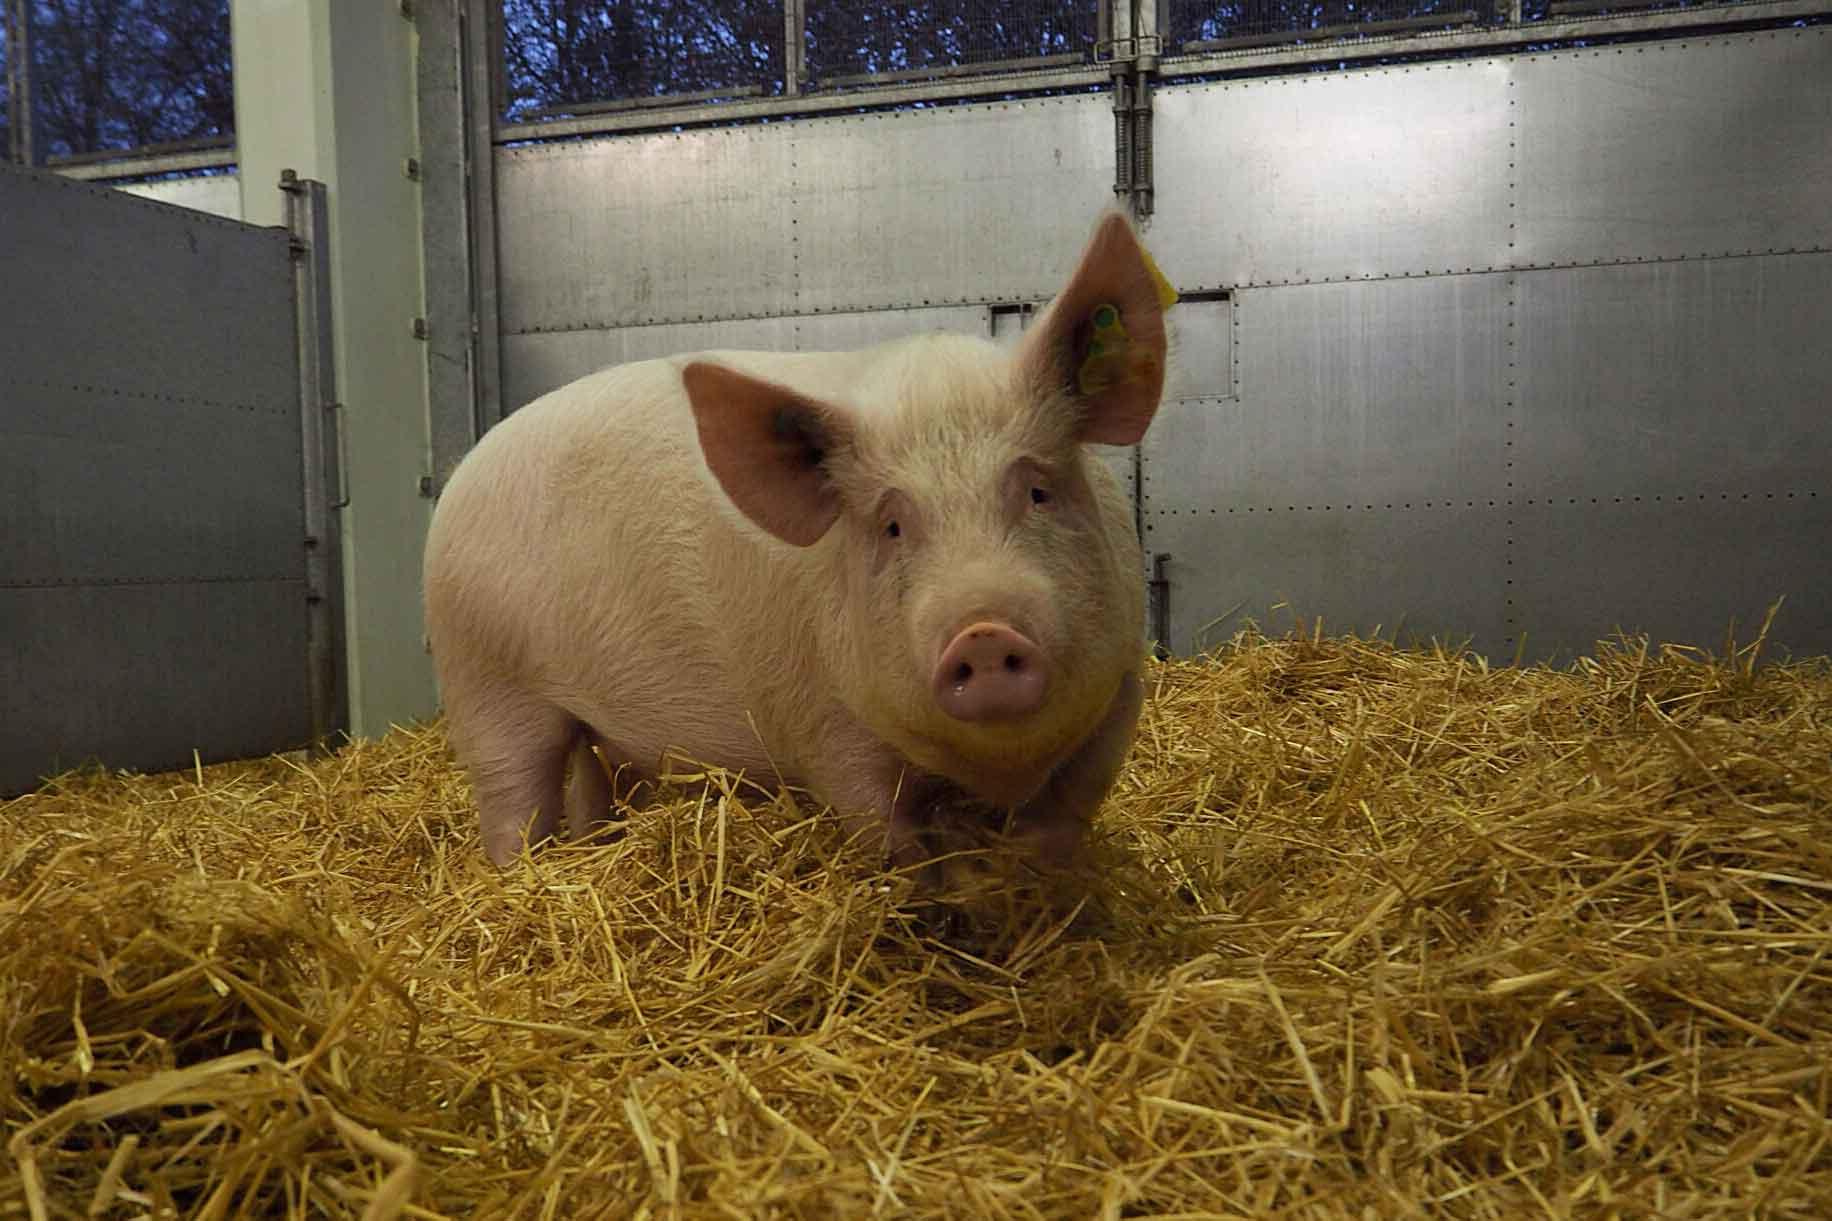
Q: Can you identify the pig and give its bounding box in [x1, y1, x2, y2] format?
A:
[422, 211, 1176, 878]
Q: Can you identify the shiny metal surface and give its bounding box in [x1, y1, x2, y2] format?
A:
[1508, 496, 1832, 666]
[496, 128, 797, 333]
[501, 305, 989, 413]
[1143, 504, 1511, 657]
[1140, 275, 1512, 655]
[792, 97, 1115, 311]
[1143, 276, 1510, 510]
[1150, 60, 1514, 287]
[1514, 29, 1832, 268]
[1513, 256, 1832, 501]
[0, 164, 311, 793]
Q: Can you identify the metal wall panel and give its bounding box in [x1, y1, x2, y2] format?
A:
[0, 175, 296, 413]
[496, 127, 797, 332]
[791, 96, 1116, 312]
[1151, 61, 1514, 288]
[1145, 505, 1511, 658]
[0, 165, 311, 793]
[0, 584, 312, 787]
[1163, 297, 1234, 403]
[501, 306, 992, 412]
[1141, 274, 1513, 655]
[1513, 255, 1832, 501]
[495, 94, 1114, 337]
[1514, 30, 1832, 268]
[115, 172, 244, 221]
[1143, 276, 1510, 510]
[1508, 496, 1832, 665]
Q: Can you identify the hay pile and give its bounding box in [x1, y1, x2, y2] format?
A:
[4, 624, 1831, 1218]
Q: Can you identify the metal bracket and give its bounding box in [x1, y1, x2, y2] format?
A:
[1150, 552, 1172, 659]
[1107, 1, 1158, 220]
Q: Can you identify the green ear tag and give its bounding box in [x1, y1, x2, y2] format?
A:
[1077, 303, 1131, 394]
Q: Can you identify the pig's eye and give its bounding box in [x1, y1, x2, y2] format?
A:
[1029, 486, 1052, 507]
[884, 520, 901, 539]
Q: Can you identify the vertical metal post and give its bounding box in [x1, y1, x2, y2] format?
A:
[464, 0, 505, 434]
[5, 0, 34, 165]
[782, 0, 805, 96]
[283, 171, 350, 752]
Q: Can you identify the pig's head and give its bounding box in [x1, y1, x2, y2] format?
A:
[684, 212, 1174, 807]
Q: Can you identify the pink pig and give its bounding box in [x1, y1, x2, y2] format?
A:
[423, 212, 1174, 875]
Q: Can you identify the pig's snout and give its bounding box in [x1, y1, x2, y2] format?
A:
[933, 623, 1049, 723]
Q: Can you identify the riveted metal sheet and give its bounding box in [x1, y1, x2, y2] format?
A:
[503, 319, 797, 413]
[1141, 275, 1510, 511]
[1514, 30, 1832, 268]
[1163, 297, 1234, 403]
[1507, 495, 1832, 666]
[791, 305, 993, 353]
[0, 164, 311, 794]
[501, 305, 993, 413]
[0, 581, 310, 793]
[791, 95, 1116, 312]
[1143, 506, 1511, 659]
[1512, 255, 1832, 501]
[1151, 60, 1514, 287]
[496, 127, 797, 333]
[0, 170, 297, 414]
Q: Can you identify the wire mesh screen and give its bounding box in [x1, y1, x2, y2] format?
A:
[501, 0, 787, 120]
[803, 1, 1098, 86]
[23, 0, 234, 161]
[1, 16, 12, 161]
[1165, 0, 1484, 50]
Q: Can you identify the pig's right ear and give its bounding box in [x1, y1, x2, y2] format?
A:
[683, 361, 854, 547]
[1018, 212, 1178, 447]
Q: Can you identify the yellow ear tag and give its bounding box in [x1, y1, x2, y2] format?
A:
[1140, 245, 1180, 310]
[1077, 303, 1131, 394]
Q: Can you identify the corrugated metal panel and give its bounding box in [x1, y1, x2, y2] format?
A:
[1508, 496, 1832, 666]
[0, 165, 309, 794]
[1150, 61, 1514, 287]
[1514, 29, 1832, 268]
[496, 127, 798, 331]
[791, 96, 1115, 311]
[1143, 276, 1510, 510]
[1513, 255, 1832, 501]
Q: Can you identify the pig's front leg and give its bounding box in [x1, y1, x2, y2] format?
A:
[1012, 671, 1144, 870]
[801, 722, 945, 879]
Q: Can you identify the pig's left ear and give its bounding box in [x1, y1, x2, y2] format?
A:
[1018, 212, 1178, 447]
[683, 361, 855, 547]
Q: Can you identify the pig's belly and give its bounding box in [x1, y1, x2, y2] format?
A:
[559, 664, 791, 791]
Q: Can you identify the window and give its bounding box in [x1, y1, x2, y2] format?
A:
[9, 0, 233, 166]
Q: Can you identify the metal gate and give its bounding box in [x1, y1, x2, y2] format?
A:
[0, 164, 345, 793]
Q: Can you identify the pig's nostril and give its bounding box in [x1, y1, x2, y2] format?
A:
[953, 661, 974, 684]
[1004, 653, 1024, 672]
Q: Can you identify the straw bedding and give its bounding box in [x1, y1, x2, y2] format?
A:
[4, 622, 1830, 1218]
